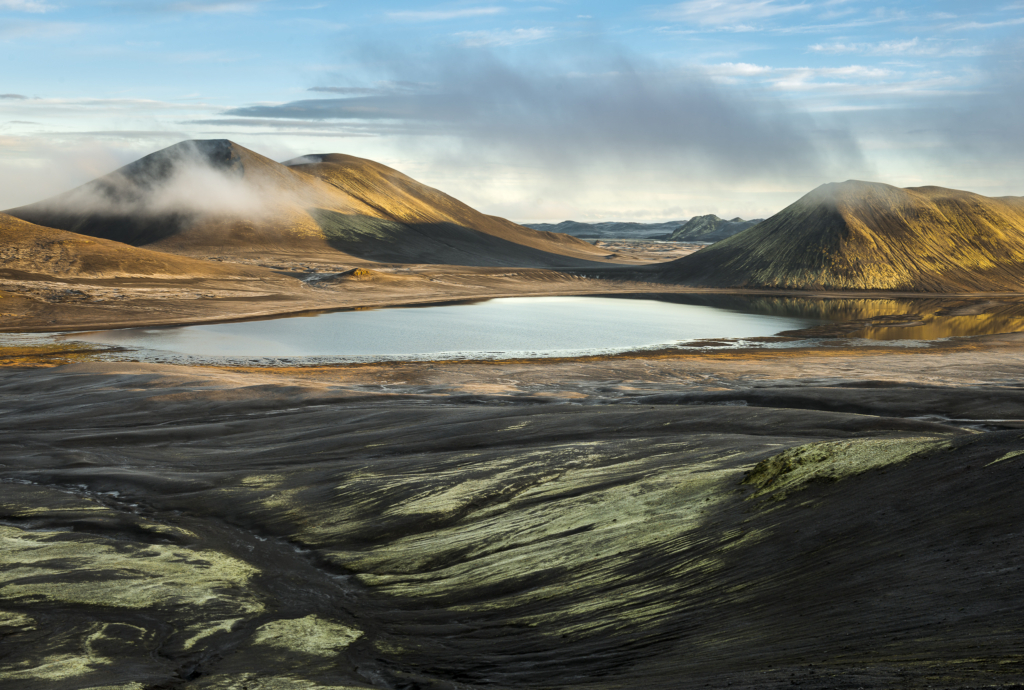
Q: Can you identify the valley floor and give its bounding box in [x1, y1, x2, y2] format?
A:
[2, 329, 1024, 689]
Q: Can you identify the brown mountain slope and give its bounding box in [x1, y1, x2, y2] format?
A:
[284, 153, 600, 262]
[660, 181, 1024, 292]
[7, 140, 608, 268]
[0, 212, 265, 280]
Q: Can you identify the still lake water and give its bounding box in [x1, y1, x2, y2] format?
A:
[64, 294, 1024, 364]
[66, 295, 825, 363]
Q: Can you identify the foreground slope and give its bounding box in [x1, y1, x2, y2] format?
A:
[7, 140, 607, 268]
[661, 181, 1024, 291]
[2, 359, 1024, 689]
[0, 212, 264, 280]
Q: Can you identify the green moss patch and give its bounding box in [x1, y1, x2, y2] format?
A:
[744, 437, 947, 501]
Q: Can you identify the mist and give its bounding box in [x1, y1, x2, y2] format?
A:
[226, 44, 868, 199]
[10, 140, 294, 220]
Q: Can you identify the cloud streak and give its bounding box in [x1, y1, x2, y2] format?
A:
[456, 27, 553, 47]
[808, 37, 987, 57]
[657, 0, 811, 27]
[0, 0, 55, 13]
[387, 6, 505, 22]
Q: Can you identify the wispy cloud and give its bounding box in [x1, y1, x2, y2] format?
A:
[809, 37, 987, 58]
[0, 93, 28, 99]
[944, 16, 1024, 31]
[456, 27, 553, 47]
[0, 0, 55, 12]
[0, 21, 86, 40]
[657, 0, 810, 27]
[161, 2, 262, 13]
[387, 6, 505, 22]
[108, 1, 265, 13]
[709, 62, 898, 91]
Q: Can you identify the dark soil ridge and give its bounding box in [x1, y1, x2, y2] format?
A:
[1, 362, 1023, 688]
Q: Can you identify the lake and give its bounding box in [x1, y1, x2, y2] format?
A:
[63, 295, 822, 364]
[61, 294, 1024, 364]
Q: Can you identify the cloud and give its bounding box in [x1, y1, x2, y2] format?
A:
[808, 38, 986, 57]
[10, 140, 303, 218]
[456, 27, 553, 47]
[0, 0, 55, 12]
[161, 2, 260, 13]
[183, 117, 406, 135]
[219, 44, 864, 189]
[0, 93, 28, 99]
[0, 21, 85, 40]
[657, 0, 810, 26]
[387, 6, 505, 22]
[703, 60, 976, 102]
[105, 0, 266, 13]
[945, 16, 1024, 31]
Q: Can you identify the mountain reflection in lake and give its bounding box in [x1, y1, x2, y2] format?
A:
[619, 294, 1024, 341]
[63, 294, 1024, 364]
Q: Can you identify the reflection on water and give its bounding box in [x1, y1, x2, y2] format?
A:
[613, 294, 1024, 340]
[59, 294, 1024, 363]
[853, 308, 1024, 340]
[614, 294, 925, 322]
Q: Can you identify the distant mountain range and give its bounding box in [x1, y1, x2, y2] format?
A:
[667, 215, 762, 242]
[522, 220, 686, 240]
[660, 181, 1024, 292]
[524, 215, 761, 242]
[7, 140, 609, 269]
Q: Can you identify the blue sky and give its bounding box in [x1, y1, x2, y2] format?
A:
[1, 0, 1022, 221]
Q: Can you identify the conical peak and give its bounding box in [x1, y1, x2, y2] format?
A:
[122, 139, 246, 185]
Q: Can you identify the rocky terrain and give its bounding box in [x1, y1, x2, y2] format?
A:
[2, 333, 1024, 689]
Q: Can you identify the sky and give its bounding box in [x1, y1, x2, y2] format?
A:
[0, 1, 1022, 222]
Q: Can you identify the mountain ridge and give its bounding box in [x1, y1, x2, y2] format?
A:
[7, 140, 609, 268]
[659, 180, 1024, 292]
[667, 214, 762, 242]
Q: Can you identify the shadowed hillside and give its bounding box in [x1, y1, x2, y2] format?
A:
[7, 140, 608, 268]
[0, 212, 266, 280]
[661, 181, 1024, 291]
[285, 153, 600, 263]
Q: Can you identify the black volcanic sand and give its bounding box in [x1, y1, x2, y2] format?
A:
[3, 338, 1024, 689]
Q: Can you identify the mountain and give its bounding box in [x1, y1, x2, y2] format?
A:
[7, 140, 607, 268]
[522, 220, 686, 240]
[660, 181, 1024, 292]
[285, 153, 601, 265]
[666, 214, 761, 242]
[0, 212, 262, 280]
